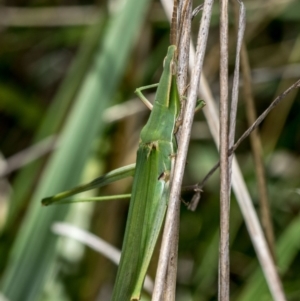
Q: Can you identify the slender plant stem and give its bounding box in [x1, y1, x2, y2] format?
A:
[219, 0, 230, 300]
[228, 0, 245, 178]
[152, 1, 214, 300]
[163, 0, 193, 300]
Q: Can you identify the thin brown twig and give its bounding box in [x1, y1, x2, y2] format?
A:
[234, 79, 300, 150]
[261, 36, 300, 154]
[185, 78, 300, 197]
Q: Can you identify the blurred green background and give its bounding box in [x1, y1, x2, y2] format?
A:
[0, 0, 299, 300]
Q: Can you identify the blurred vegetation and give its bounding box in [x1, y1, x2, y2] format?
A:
[0, 0, 299, 301]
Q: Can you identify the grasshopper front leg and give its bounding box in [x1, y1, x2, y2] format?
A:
[135, 83, 159, 110]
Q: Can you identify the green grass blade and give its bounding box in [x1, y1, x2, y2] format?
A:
[0, 0, 151, 300]
[236, 215, 300, 301]
[4, 20, 105, 229]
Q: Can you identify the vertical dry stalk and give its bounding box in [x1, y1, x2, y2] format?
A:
[218, 0, 230, 300]
[232, 0, 276, 260]
[152, 0, 214, 300]
[163, 1, 193, 300]
[228, 0, 245, 174]
[177, 0, 192, 94]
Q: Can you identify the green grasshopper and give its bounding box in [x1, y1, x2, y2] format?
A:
[42, 2, 205, 300]
[43, 45, 180, 301]
[112, 44, 181, 300]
